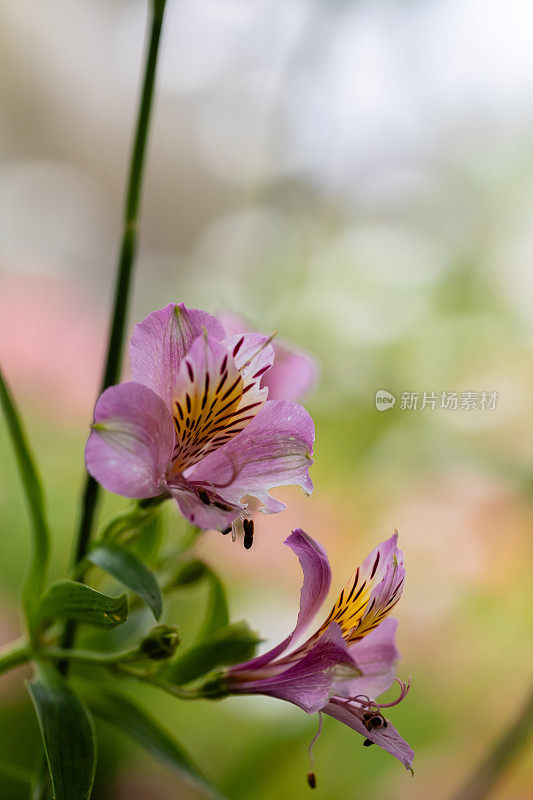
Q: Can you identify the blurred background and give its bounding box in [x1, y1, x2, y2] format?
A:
[0, 0, 532, 798]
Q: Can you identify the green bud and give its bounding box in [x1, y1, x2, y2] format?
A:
[196, 670, 230, 700]
[160, 621, 261, 685]
[140, 624, 180, 660]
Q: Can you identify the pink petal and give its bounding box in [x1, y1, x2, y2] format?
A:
[337, 618, 400, 700]
[168, 479, 244, 530]
[168, 334, 267, 472]
[322, 698, 414, 772]
[232, 624, 357, 714]
[261, 341, 318, 402]
[85, 382, 174, 498]
[222, 332, 274, 393]
[185, 399, 314, 513]
[218, 311, 318, 402]
[129, 303, 225, 409]
[306, 533, 405, 648]
[354, 535, 405, 641]
[232, 528, 331, 671]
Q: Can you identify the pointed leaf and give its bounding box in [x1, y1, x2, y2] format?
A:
[88, 544, 162, 620]
[90, 691, 227, 800]
[162, 622, 260, 686]
[36, 580, 128, 629]
[0, 367, 50, 618]
[26, 665, 96, 800]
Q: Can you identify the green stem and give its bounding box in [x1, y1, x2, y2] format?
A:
[452, 682, 533, 800]
[0, 638, 30, 676]
[42, 646, 141, 666]
[59, 0, 167, 664]
[115, 664, 201, 700]
[0, 368, 50, 625]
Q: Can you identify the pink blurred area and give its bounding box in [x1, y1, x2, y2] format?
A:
[0, 272, 106, 423]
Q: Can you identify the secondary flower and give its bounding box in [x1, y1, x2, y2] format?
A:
[209, 530, 413, 772]
[218, 312, 318, 402]
[85, 304, 314, 531]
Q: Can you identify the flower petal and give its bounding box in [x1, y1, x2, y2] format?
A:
[336, 618, 400, 700]
[185, 400, 314, 513]
[262, 341, 318, 402]
[230, 624, 357, 714]
[311, 533, 405, 646]
[85, 382, 174, 498]
[231, 528, 331, 671]
[129, 303, 225, 409]
[218, 311, 317, 402]
[223, 332, 274, 394]
[168, 334, 267, 472]
[322, 697, 414, 772]
[168, 479, 244, 531]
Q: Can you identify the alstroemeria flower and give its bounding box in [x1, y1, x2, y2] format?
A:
[218, 312, 318, 402]
[85, 304, 314, 531]
[217, 530, 413, 772]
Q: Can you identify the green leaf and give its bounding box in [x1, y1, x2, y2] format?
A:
[26, 664, 96, 800]
[0, 367, 50, 619]
[201, 566, 229, 639]
[88, 544, 162, 620]
[161, 622, 260, 686]
[0, 762, 31, 800]
[129, 509, 165, 563]
[90, 691, 227, 800]
[36, 580, 128, 629]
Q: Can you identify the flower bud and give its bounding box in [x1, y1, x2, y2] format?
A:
[140, 624, 180, 660]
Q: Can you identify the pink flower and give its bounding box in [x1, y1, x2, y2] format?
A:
[219, 530, 413, 772]
[85, 304, 314, 531]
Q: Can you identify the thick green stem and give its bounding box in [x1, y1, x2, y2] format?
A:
[59, 0, 167, 664]
[452, 682, 533, 800]
[0, 368, 50, 624]
[0, 638, 30, 676]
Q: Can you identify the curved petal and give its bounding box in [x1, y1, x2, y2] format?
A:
[322, 698, 414, 773]
[85, 382, 174, 498]
[168, 479, 245, 531]
[168, 334, 266, 472]
[336, 618, 399, 700]
[309, 533, 405, 647]
[185, 400, 314, 513]
[223, 332, 274, 394]
[262, 342, 318, 402]
[232, 528, 331, 672]
[230, 624, 357, 714]
[129, 303, 225, 409]
[218, 311, 317, 402]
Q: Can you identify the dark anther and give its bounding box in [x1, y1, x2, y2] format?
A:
[363, 739, 374, 747]
[243, 519, 254, 550]
[306, 772, 317, 789]
[221, 527, 232, 536]
[362, 712, 386, 731]
[198, 489, 210, 505]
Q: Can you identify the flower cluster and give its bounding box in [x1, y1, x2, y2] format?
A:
[86, 302, 413, 778]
